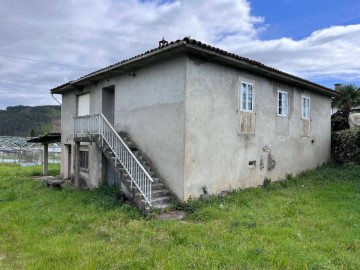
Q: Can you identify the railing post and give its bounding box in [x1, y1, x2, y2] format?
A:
[98, 114, 101, 135]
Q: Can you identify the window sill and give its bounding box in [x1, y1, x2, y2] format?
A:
[239, 110, 254, 113]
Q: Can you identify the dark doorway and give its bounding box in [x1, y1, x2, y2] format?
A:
[102, 86, 115, 125]
[63, 144, 72, 179]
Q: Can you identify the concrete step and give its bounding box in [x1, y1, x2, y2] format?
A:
[151, 182, 165, 190]
[134, 155, 144, 161]
[135, 188, 169, 198]
[123, 179, 163, 191]
[140, 160, 147, 166]
[120, 136, 129, 142]
[123, 172, 155, 178]
[142, 195, 170, 205]
[145, 203, 171, 211]
[151, 177, 160, 183]
[152, 188, 170, 196]
[118, 132, 128, 138]
[153, 202, 172, 209]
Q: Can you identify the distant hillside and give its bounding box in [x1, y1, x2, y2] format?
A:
[0, 105, 61, 137]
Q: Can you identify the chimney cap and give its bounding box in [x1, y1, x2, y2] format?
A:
[334, 83, 342, 90]
[159, 37, 169, 48]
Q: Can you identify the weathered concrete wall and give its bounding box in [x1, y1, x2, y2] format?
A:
[60, 85, 104, 186]
[111, 56, 186, 199]
[184, 57, 331, 199]
[61, 56, 186, 197]
[60, 52, 331, 200]
[60, 91, 76, 178]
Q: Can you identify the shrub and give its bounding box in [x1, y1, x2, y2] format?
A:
[331, 111, 350, 131]
[332, 129, 360, 164]
[263, 177, 272, 189]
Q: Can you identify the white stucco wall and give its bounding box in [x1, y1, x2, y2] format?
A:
[183, 57, 332, 199]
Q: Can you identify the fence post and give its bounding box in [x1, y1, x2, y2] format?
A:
[43, 143, 48, 176]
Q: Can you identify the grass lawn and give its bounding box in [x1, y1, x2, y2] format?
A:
[0, 163, 359, 269]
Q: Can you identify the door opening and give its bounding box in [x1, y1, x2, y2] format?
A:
[64, 144, 72, 179]
[102, 86, 115, 125]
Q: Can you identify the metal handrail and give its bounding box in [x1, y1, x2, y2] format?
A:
[74, 114, 153, 206]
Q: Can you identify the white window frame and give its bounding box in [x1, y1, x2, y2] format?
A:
[277, 90, 288, 117]
[240, 81, 254, 112]
[301, 95, 310, 119]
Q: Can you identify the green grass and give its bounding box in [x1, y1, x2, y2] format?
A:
[0, 163, 359, 269]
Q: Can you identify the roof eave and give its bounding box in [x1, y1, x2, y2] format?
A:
[50, 83, 74, 94]
[51, 37, 340, 98]
[185, 44, 339, 97]
[50, 41, 187, 94]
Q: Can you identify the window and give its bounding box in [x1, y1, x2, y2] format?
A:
[301, 96, 310, 119]
[248, 160, 256, 169]
[277, 90, 288, 117]
[80, 150, 89, 171]
[240, 82, 254, 112]
[77, 93, 90, 116]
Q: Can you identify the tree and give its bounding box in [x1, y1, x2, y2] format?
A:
[332, 84, 360, 118]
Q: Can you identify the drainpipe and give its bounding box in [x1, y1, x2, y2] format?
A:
[51, 93, 62, 105]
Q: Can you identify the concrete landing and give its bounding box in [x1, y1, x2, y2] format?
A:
[43, 176, 64, 188]
[157, 211, 186, 221]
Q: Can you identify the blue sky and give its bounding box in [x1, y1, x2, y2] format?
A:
[252, 0, 360, 39]
[0, 0, 359, 108]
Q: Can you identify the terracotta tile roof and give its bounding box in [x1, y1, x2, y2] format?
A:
[51, 37, 338, 96]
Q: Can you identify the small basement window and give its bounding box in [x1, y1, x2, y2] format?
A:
[80, 150, 89, 171]
[248, 160, 256, 169]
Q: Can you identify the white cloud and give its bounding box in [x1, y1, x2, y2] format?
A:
[0, 0, 359, 108]
[223, 24, 360, 82]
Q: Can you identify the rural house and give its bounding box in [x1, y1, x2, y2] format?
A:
[51, 37, 338, 210]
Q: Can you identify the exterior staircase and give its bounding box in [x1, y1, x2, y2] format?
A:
[96, 132, 173, 211]
[73, 114, 173, 212]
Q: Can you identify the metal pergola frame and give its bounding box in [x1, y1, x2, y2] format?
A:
[0, 135, 61, 175]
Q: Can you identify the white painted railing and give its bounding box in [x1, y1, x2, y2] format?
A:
[74, 114, 153, 206]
